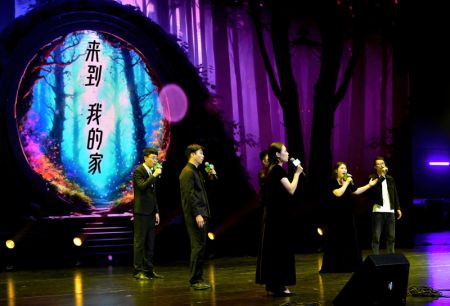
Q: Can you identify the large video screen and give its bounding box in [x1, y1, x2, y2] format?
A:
[16, 30, 169, 209]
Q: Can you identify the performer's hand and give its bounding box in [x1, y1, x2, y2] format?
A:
[345, 177, 353, 185]
[209, 168, 217, 177]
[369, 177, 378, 187]
[196, 215, 205, 228]
[396, 209, 402, 220]
[207, 168, 218, 180]
[155, 213, 160, 225]
[153, 168, 162, 177]
[295, 164, 303, 175]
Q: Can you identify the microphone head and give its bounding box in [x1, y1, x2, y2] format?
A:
[204, 162, 210, 166]
[290, 158, 300, 167]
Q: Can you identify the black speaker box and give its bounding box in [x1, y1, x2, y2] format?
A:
[333, 254, 410, 306]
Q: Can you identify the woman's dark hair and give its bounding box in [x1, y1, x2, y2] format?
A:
[332, 161, 347, 179]
[267, 142, 284, 166]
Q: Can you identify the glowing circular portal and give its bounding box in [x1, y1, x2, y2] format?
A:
[15, 30, 168, 208]
[159, 84, 188, 123]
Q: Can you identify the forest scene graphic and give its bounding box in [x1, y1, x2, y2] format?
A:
[16, 30, 169, 209]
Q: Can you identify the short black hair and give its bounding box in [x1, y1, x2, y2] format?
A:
[373, 155, 385, 166]
[259, 150, 268, 161]
[143, 147, 158, 157]
[185, 144, 204, 159]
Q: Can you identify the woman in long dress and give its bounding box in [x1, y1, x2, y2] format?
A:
[256, 142, 303, 296]
[320, 162, 377, 273]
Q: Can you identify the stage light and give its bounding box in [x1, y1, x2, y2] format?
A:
[429, 161, 449, 166]
[317, 227, 324, 236]
[208, 232, 215, 240]
[73, 237, 83, 247]
[5, 240, 15, 249]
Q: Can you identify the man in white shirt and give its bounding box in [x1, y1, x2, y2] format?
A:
[132, 148, 164, 280]
[367, 156, 402, 255]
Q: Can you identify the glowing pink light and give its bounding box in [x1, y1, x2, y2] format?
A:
[429, 162, 450, 166]
[159, 84, 188, 123]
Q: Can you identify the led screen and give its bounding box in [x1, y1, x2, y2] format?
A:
[16, 30, 169, 208]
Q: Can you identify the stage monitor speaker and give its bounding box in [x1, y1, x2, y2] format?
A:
[333, 254, 410, 306]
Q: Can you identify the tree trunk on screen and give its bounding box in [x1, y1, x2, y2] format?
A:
[250, 1, 304, 159]
[121, 49, 146, 164]
[309, 1, 365, 198]
[271, 4, 304, 159]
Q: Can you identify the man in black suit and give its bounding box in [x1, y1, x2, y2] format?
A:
[132, 147, 164, 280]
[367, 156, 402, 255]
[179, 144, 216, 290]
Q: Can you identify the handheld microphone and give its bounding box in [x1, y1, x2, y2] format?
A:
[204, 162, 218, 179]
[153, 161, 163, 178]
[290, 158, 306, 176]
[343, 173, 354, 185]
[290, 158, 301, 167]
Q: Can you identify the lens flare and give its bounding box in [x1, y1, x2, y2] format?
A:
[159, 84, 188, 123]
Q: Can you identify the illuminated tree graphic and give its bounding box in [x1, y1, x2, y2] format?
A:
[17, 30, 168, 208]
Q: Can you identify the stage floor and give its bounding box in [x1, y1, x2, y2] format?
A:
[2, 243, 450, 306]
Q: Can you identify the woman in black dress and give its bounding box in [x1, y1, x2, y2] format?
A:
[256, 142, 303, 296]
[320, 161, 377, 273]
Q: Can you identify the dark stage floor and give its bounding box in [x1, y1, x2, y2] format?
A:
[2, 233, 450, 306]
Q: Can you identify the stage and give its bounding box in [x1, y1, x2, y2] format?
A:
[1, 235, 450, 306]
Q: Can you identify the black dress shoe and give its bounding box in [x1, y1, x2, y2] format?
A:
[191, 282, 211, 290]
[266, 286, 294, 297]
[272, 291, 295, 297]
[147, 271, 164, 279]
[133, 272, 149, 280]
[266, 290, 295, 297]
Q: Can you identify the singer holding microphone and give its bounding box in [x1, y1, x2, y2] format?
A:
[256, 142, 303, 297]
[179, 144, 214, 290]
[320, 161, 377, 273]
[204, 162, 218, 180]
[367, 156, 402, 255]
[132, 147, 164, 280]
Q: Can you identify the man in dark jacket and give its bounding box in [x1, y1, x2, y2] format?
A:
[367, 156, 402, 255]
[132, 147, 164, 280]
[179, 144, 216, 290]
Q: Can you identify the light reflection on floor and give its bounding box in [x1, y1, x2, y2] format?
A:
[415, 231, 450, 294]
[2, 230, 450, 305]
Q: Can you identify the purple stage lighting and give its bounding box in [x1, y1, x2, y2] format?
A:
[428, 161, 450, 166]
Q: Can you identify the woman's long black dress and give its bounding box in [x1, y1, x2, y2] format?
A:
[320, 179, 362, 273]
[256, 164, 296, 288]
